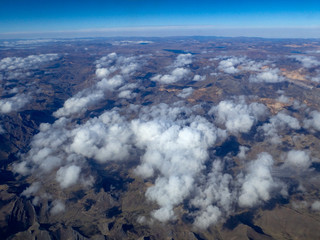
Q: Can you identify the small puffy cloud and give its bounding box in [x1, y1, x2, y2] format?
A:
[237, 146, 249, 159]
[193, 205, 221, 229]
[193, 74, 206, 81]
[283, 150, 311, 170]
[50, 200, 65, 215]
[311, 75, 320, 83]
[118, 90, 137, 99]
[56, 165, 81, 188]
[218, 57, 243, 74]
[304, 111, 320, 131]
[292, 201, 308, 209]
[277, 95, 290, 103]
[95, 52, 118, 69]
[178, 87, 193, 98]
[238, 153, 276, 207]
[291, 55, 320, 68]
[13, 161, 30, 176]
[209, 98, 267, 134]
[53, 90, 104, 118]
[95, 68, 110, 79]
[311, 201, 320, 211]
[21, 182, 41, 198]
[0, 93, 30, 114]
[120, 59, 140, 75]
[306, 69, 320, 83]
[119, 82, 138, 91]
[8, 87, 19, 94]
[152, 67, 190, 84]
[174, 54, 192, 67]
[96, 75, 124, 90]
[118, 83, 139, 99]
[240, 59, 269, 72]
[250, 68, 285, 83]
[146, 176, 193, 222]
[275, 112, 300, 129]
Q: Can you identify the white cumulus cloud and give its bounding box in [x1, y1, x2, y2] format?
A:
[209, 98, 268, 134]
[250, 68, 285, 83]
[0, 93, 30, 114]
[238, 153, 277, 208]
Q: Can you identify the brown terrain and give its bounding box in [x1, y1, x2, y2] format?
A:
[0, 37, 320, 239]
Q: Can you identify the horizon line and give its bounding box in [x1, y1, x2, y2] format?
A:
[0, 25, 320, 39]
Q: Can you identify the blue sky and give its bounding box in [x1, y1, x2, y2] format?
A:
[0, 0, 319, 37]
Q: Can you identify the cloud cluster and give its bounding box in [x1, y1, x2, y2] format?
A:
[191, 159, 234, 228]
[16, 97, 318, 228]
[209, 98, 268, 134]
[151, 54, 192, 84]
[14, 109, 132, 185]
[15, 101, 229, 223]
[0, 54, 59, 71]
[259, 111, 300, 144]
[291, 55, 320, 68]
[217, 57, 269, 74]
[14, 94, 285, 229]
[216, 56, 285, 83]
[0, 54, 59, 80]
[12, 50, 320, 229]
[0, 54, 59, 114]
[132, 105, 226, 222]
[54, 53, 142, 118]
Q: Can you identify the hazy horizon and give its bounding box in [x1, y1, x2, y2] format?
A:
[0, 26, 319, 39]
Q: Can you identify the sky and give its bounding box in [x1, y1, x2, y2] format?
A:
[0, 0, 320, 38]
